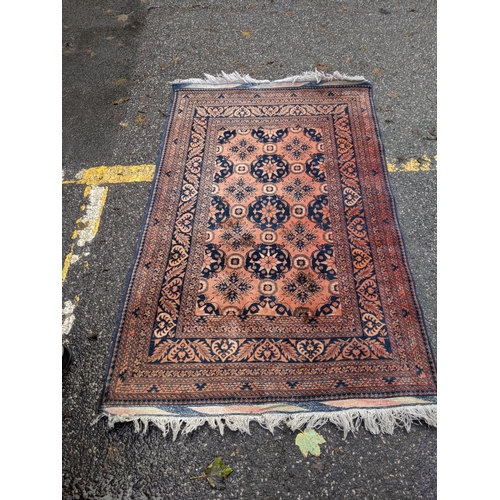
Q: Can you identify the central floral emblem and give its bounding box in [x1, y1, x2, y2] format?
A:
[247, 195, 290, 229]
[245, 244, 291, 280]
[250, 154, 289, 183]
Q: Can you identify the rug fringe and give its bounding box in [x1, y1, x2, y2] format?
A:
[93, 404, 436, 441]
[170, 69, 366, 85]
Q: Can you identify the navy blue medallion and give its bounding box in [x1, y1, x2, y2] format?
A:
[307, 194, 332, 230]
[311, 244, 338, 280]
[207, 195, 230, 229]
[223, 177, 257, 203]
[305, 153, 327, 182]
[245, 244, 291, 280]
[282, 271, 323, 305]
[213, 155, 234, 183]
[201, 243, 226, 278]
[227, 137, 258, 161]
[247, 195, 290, 229]
[250, 154, 289, 183]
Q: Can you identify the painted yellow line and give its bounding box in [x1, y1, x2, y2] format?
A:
[63, 164, 155, 186]
[387, 155, 437, 173]
[62, 243, 75, 285]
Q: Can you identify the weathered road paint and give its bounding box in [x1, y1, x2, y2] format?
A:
[62, 243, 75, 285]
[73, 186, 109, 246]
[63, 164, 155, 186]
[387, 155, 437, 172]
[62, 298, 79, 337]
[62, 185, 108, 285]
[62, 186, 109, 338]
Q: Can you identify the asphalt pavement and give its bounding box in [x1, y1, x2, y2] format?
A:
[62, 1, 437, 498]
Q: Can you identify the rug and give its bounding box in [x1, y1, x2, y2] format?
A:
[97, 71, 437, 439]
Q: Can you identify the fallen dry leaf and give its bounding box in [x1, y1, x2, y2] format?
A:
[388, 90, 399, 99]
[119, 122, 128, 128]
[295, 429, 326, 458]
[241, 29, 253, 37]
[190, 456, 233, 490]
[116, 14, 129, 22]
[372, 68, 384, 75]
[135, 115, 145, 124]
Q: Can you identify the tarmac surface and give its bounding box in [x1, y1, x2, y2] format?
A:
[62, 1, 437, 498]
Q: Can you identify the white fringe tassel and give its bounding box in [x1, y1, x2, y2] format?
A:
[93, 404, 436, 441]
[170, 69, 366, 85]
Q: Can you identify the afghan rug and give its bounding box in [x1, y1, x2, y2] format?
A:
[97, 71, 437, 439]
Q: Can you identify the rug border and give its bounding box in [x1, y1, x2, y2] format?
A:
[97, 89, 180, 410]
[365, 84, 437, 374]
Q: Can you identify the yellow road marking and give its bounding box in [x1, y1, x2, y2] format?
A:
[387, 155, 437, 172]
[63, 164, 155, 186]
[62, 243, 75, 285]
